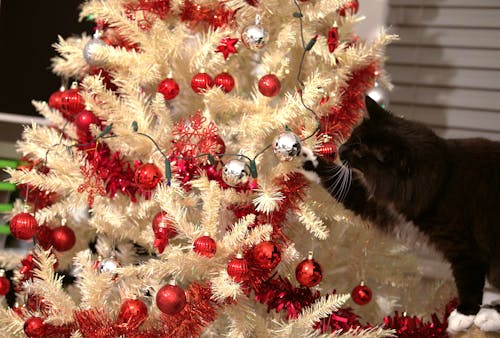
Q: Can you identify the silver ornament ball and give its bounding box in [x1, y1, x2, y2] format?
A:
[98, 256, 121, 274]
[273, 132, 302, 161]
[366, 82, 389, 108]
[241, 16, 269, 50]
[222, 160, 250, 187]
[83, 37, 106, 66]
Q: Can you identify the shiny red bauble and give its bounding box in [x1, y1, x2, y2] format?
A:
[0, 272, 10, 296]
[193, 235, 217, 258]
[60, 88, 85, 118]
[10, 212, 38, 240]
[156, 284, 187, 315]
[338, 0, 359, 16]
[152, 211, 177, 238]
[191, 72, 214, 93]
[118, 298, 148, 328]
[253, 241, 281, 269]
[75, 110, 98, 132]
[295, 254, 323, 287]
[24, 317, 47, 338]
[227, 254, 248, 282]
[48, 88, 65, 110]
[51, 226, 76, 252]
[214, 72, 235, 93]
[35, 224, 53, 250]
[158, 78, 180, 100]
[351, 283, 372, 305]
[258, 74, 281, 97]
[134, 163, 163, 190]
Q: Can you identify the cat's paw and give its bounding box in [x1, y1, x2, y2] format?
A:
[447, 309, 475, 334]
[474, 308, 500, 332]
[297, 147, 320, 183]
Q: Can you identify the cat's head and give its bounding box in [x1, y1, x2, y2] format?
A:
[338, 95, 415, 179]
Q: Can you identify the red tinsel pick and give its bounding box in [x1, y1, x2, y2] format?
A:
[125, 0, 171, 30]
[254, 276, 320, 319]
[160, 282, 218, 337]
[74, 308, 116, 338]
[180, 0, 236, 30]
[319, 63, 377, 143]
[383, 298, 458, 337]
[216, 36, 238, 59]
[17, 159, 59, 209]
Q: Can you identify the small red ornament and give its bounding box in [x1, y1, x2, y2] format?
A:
[0, 270, 10, 295]
[227, 253, 248, 282]
[51, 226, 76, 252]
[315, 142, 337, 160]
[60, 85, 85, 118]
[134, 163, 163, 190]
[215, 36, 238, 60]
[24, 317, 46, 338]
[351, 282, 372, 305]
[327, 24, 339, 53]
[193, 234, 217, 258]
[191, 72, 214, 94]
[214, 72, 235, 93]
[48, 87, 65, 110]
[338, 0, 359, 16]
[35, 224, 53, 250]
[158, 77, 180, 100]
[295, 252, 323, 287]
[75, 110, 98, 132]
[156, 283, 187, 315]
[10, 212, 38, 240]
[253, 241, 281, 269]
[152, 211, 177, 238]
[118, 298, 148, 329]
[258, 74, 281, 97]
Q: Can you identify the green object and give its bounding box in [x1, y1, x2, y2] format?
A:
[249, 160, 258, 178]
[207, 154, 216, 166]
[293, 12, 303, 18]
[165, 159, 172, 186]
[0, 159, 18, 169]
[0, 204, 13, 212]
[0, 182, 16, 192]
[98, 124, 113, 138]
[132, 121, 139, 132]
[0, 225, 10, 235]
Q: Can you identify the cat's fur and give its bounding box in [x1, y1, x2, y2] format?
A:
[301, 96, 500, 333]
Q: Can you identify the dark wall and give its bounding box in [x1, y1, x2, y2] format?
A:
[0, 0, 93, 116]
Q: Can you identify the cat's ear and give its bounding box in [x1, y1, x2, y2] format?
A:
[365, 95, 390, 120]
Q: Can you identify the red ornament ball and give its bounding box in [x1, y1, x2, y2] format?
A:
[35, 224, 53, 250]
[0, 273, 10, 296]
[253, 241, 281, 269]
[51, 226, 76, 252]
[214, 72, 235, 93]
[338, 0, 359, 16]
[351, 283, 372, 305]
[24, 317, 46, 338]
[156, 284, 187, 315]
[118, 298, 148, 328]
[191, 72, 214, 93]
[48, 88, 65, 110]
[295, 254, 323, 287]
[75, 110, 98, 132]
[10, 212, 38, 240]
[193, 235, 217, 258]
[134, 163, 163, 190]
[60, 88, 85, 118]
[258, 74, 281, 97]
[227, 254, 248, 282]
[158, 78, 180, 100]
[152, 211, 177, 238]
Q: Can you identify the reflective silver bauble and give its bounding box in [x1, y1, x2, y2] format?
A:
[273, 132, 302, 161]
[83, 36, 106, 66]
[98, 256, 121, 275]
[366, 81, 389, 108]
[222, 160, 250, 187]
[241, 15, 269, 51]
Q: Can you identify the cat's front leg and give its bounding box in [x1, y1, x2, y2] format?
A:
[447, 255, 487, 333]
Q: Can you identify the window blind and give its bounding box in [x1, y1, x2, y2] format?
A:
[386, 0, 500, 141]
